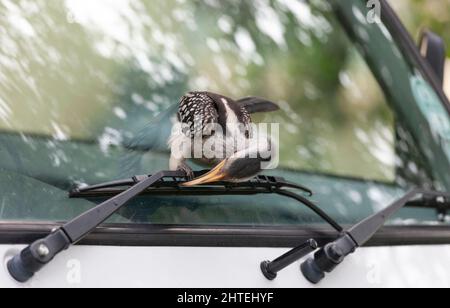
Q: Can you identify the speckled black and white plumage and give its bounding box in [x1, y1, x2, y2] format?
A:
[177, 92, 220, 137]
[169, 91, 279, 181]
[177, 91, 251, 138]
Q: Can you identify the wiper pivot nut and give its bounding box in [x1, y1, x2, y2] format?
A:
[301, 234, 356, 284]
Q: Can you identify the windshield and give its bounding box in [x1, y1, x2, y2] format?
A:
[0, 0, 449, 226]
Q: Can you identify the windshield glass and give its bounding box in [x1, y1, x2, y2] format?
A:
[0, 0, 449, 226]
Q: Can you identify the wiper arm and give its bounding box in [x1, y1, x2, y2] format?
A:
[7, 170, 184, 283]
[261, 188, 450, 282]
[259, 188, 449, 284]
[300, 189, 450, 284]
[7, 170, 340, 283]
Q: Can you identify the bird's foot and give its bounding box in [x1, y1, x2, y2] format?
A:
[177, 162, 195, 181]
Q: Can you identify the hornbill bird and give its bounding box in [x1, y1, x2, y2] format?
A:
[168, 91, 279, 186]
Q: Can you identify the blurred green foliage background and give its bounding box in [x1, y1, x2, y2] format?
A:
[391, 0, 450, 56]
[390, 0, 450, 96]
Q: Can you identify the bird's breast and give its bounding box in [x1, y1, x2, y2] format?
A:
[192, 133, 247, 160]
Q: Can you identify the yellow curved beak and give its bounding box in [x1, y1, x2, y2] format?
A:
[182, 159, 228, 186]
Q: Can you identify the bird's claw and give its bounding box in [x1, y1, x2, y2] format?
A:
[177, 163, 194, 181]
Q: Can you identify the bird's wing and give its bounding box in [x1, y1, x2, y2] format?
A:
[178, 92, 219, 137]
[236, 97, 279, 114]
[117, 104, 178, 177]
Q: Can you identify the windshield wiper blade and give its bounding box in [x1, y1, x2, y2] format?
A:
[70, 171, 341, 232]
[7, 170, 339, 283]
[260, 188, 450, 282]
[7, 170, 182, 283]
[69, 171, 314, 197]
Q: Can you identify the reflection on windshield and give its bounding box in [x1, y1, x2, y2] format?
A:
[0, 0, 446, 226]
[0, 0, 395, 179]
